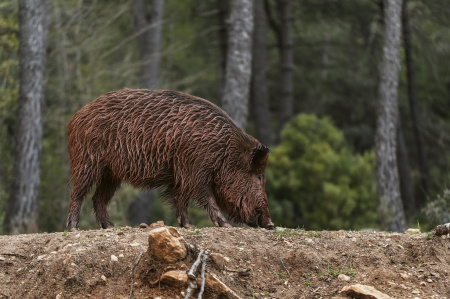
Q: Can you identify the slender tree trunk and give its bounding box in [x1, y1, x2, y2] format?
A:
[217, 0, 229, 97]
[6, 0, 51, 234]
[131, 0, 164, 89]
[277, 0, 294, 130]
[221, 0, 254, 129]
[130, 0, 165, 225]
[397, 123, 416, 215]
[251, 0, 274, 146]
[375, 0, 407, 232]
[401, 0, 429, 205]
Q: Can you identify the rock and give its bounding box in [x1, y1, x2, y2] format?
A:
[405, 228, 420, 235]
[160, 270, 241, 299]
[110, 255, 118, 262]
[338, 274, 351, 282]
[210, 253, 231, 269]
[119, 254, 124, 258]
[341, 284, 393, 299]
[160, 270, 189, 288]
[149, 220, 165, 229]
[147, 227, 187, 263]
[101, 275, 107, 282]
[139, 223, 148, 229]
[400, 273, 409, 279]
[205, 273, 242, 299]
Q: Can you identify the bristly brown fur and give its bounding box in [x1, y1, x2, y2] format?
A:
[66, 89, 273, 229]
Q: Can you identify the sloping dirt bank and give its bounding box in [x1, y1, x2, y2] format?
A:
[0, 225, 448, 298]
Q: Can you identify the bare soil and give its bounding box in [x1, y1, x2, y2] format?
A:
[0, 225, 449, 298]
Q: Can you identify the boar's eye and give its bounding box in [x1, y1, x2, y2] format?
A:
[257, 175, 263, 183]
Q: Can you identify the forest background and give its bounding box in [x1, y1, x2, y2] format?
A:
[0, 0, 449, 234]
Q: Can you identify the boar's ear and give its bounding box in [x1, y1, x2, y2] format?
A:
[249, 145, 270, 173]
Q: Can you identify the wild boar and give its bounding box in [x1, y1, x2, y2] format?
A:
[66, 89, 274, 230]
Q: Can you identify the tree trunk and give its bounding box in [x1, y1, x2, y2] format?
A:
[217, 0, 229, 97]
[221, 0, 254, 129]
[401, 0, 430, 206]
[375, 0, 407, 232]
[251, 0, 274, 146]
[277, 0, 294, 130]
[6, 0, 51, 234]
[397, 123, 416, 216]
[131, 0, 165, 89]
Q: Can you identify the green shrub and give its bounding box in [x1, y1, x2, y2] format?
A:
[266, 114, 377, 230]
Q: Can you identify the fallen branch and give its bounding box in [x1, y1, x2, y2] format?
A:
[184, 250, 204, 299]
[129, 252, 143, 299]
[433, 223, 450, 236]
[198, 251, 209, 299]
[184, 250, 210, 299]
[279, 257, 291, 278]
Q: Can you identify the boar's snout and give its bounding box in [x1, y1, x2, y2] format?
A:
[257, 209, 274, 230]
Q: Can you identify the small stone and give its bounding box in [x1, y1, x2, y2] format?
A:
[430, 272, 439, 277]
[210, 253, 231, 269]
[70, 263, 77, 267]
[63, 255, 71, 265]
[149, 220, 165, 229]
[119, 254, 124, 258]
[275, 227, 286, 232]
[129, 242, 141, 247]
[400, 273, 409, 279]
[338, 274, 351, 281]
[412, 290, 420, 294]
[111, 255, 118, 262]
[405, 228, 420, 235]
[0, 256, 5, 261]
[342, 284, 393, 299]
[101, 275, 107, 282]
[420, 281, 426, 286]
[427, 279, 432, 283]
[37, 255, 46, 260]
[306, 238, 313, 243]
[139, 223, 148, 229]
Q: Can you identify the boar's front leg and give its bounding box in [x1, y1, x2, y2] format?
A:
[205, 197, 232, 228]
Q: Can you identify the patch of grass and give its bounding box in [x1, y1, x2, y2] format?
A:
[62, 230, 68, 236]
[307, 231, 322, 238]
[304, 281, 312, 287]
[324, 263, 357, 278]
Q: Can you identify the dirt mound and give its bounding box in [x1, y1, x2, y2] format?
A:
[0, 225, 449, 298]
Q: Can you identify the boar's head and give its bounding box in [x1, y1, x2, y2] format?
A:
[215, 143, 274, 229]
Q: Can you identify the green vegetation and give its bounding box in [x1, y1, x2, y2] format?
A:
[266, 114, 377, 230]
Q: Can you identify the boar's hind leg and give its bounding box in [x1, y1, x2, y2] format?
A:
[67, 177, 94, 231]
[92, 168, 121, 229]
[206, 198, 232, 228]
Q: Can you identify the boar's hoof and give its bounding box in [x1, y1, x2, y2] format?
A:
[265, 224, 275, 230]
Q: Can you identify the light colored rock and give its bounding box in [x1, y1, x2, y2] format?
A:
[405, 228, 420, 235]
[160, 270, 189, 288]
[338, 274, 351, 282]
[210, 253, 231, 269]
[205, 273, 241, 299]
[101, 275, 107, 282]
[341, 284, 393, 299]
[111, 254, 118, 262]
[149, 220, 165, 229]
[400, 273, 409, 279]
[147, 227, 187, 263]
